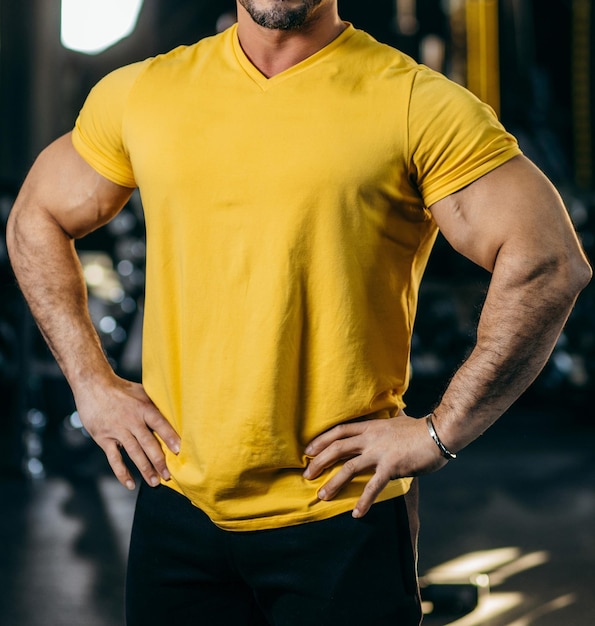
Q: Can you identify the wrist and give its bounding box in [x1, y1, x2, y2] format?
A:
[68, 355, 119, 398]
[425, 413, 458, 460]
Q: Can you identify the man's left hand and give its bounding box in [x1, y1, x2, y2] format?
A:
[303, 412, 448, 518]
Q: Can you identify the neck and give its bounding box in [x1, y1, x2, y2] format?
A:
[235, 2, 346, 78]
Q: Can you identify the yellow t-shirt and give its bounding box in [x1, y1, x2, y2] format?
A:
[72, 24, 521, 530]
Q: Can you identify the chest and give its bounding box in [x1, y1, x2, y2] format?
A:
[126, 71, 414, 211]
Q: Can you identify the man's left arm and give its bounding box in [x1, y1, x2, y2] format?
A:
[303, 155, 592, 517]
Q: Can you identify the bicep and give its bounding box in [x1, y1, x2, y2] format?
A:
[12, 132, 134, 239]
[429, 155, 581, 273]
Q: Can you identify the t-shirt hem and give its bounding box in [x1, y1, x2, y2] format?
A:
[71, 127, 137, 188]
[422, 146, 522, 208]
[162, 477, 413, 532]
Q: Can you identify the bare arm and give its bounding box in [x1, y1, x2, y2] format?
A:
[427, 155, 591, 448]
[7, 133, 180, 489]
[304, 155, 591, 517]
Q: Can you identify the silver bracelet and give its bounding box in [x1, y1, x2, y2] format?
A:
[426, 413, 457, 460]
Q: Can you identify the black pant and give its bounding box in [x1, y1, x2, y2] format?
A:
[126, 484, 422, 626]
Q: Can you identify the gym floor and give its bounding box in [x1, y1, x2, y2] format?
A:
[0, 406, 593, 626]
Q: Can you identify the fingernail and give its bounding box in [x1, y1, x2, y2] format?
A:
[150, 476, 160, 487]
[125, 480, 136, 491]
[171, 442, 181, 454]
[305, 445, 314, 455]
[318, 488, 327, 500]
[352, 508, 361, 519]
[162, 469, 171, 481]
[303, 468, 311, 479]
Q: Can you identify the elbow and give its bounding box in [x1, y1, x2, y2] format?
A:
[555, 247, 592, 301]
[512, 244, 592, 308]
[6, 201, 35, 261]
[572, 253, 592, 293]
[5, 206, 22, 261]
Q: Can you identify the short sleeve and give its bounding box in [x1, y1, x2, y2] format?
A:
[408, 68, 522, 208]
[71, 60, 151, 188]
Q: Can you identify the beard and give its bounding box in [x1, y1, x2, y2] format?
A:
[238, 0, 324, 31]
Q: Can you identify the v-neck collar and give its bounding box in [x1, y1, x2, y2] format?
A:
[231, 23, 356, 91]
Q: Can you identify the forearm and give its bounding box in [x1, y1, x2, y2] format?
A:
[432, 250, 591, 451]
[7, 204, 114, 393]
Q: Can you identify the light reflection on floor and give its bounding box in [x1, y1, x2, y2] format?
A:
[420, 547, 571, 625]
[418, 409, 595, 626]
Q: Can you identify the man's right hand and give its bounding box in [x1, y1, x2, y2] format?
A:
[74, 376, 181, 490]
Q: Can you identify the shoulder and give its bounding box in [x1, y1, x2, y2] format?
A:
[344, 27, 420, 74]
[135, 28, 233, 80]
[88, 28, 231, 98]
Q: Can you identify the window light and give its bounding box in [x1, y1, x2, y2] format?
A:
[60, 0, 144, 55]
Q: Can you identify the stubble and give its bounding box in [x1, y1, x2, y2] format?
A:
[238, 0, 324, 30]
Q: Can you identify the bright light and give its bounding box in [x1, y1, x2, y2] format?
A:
[61, 0, 144, 55]
[424, 547, 522, 582]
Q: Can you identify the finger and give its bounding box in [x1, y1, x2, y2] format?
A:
[351, 470, 394, 519]
[303, 436, 362, 479]
[133, 426, 172, 481]
[104, 441, 137, 490]
[305, 422, 366, 456]
[144, 408, 181, 454]
[119, 434, 162, 487]
[316, 456, 368, 500]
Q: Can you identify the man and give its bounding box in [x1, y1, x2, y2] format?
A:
[7, 1, 591, 624]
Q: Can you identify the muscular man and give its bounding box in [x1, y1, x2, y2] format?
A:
[7, 1, 591, 624]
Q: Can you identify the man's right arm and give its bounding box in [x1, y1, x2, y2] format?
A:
[7, 132, 180, 489]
